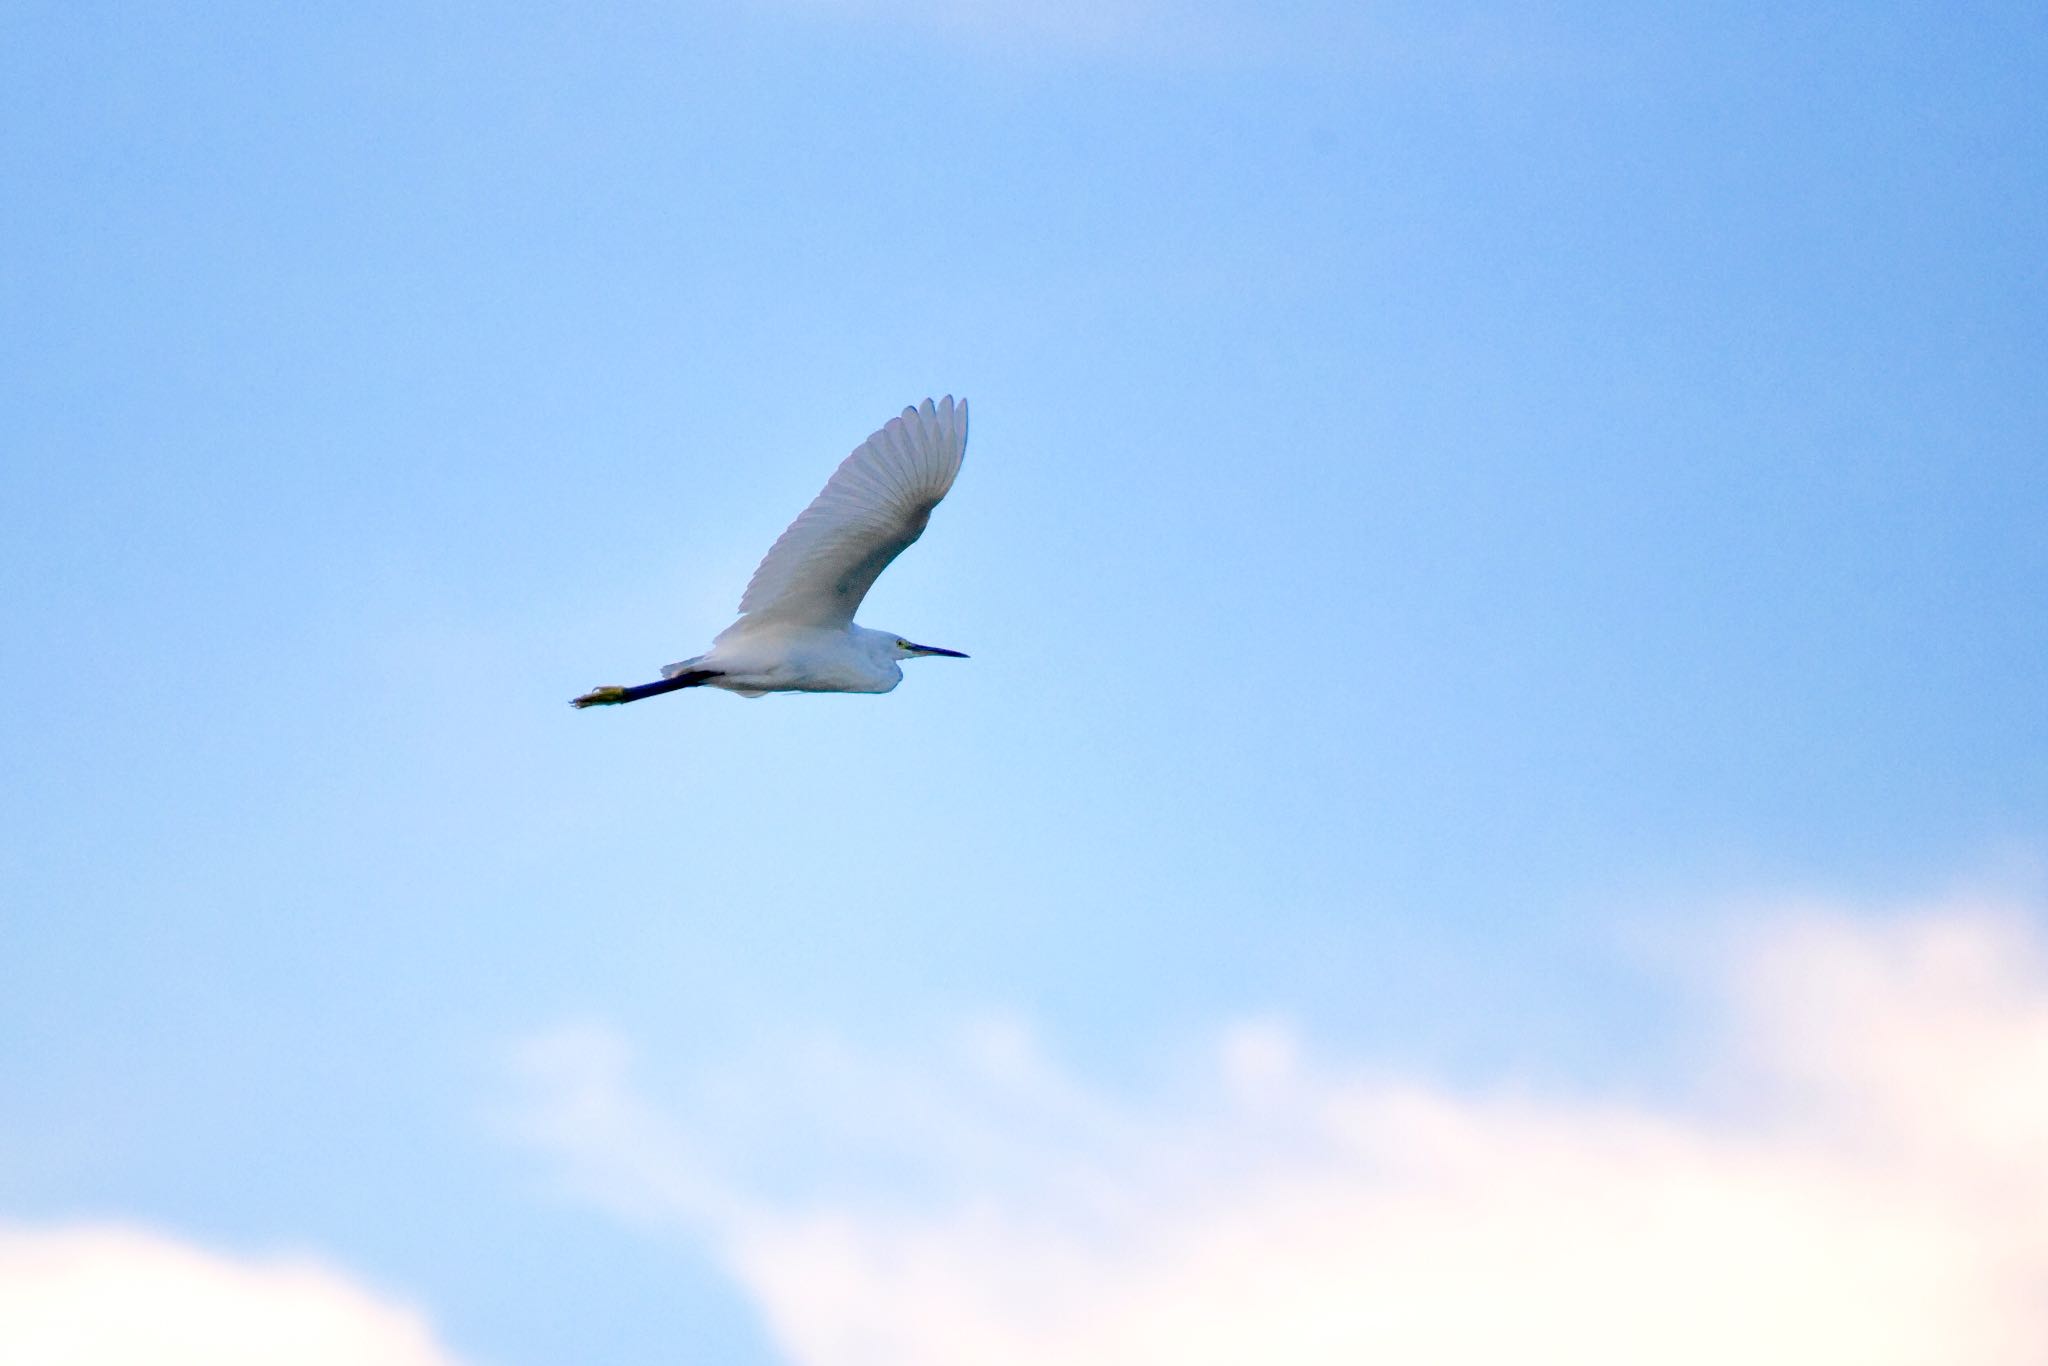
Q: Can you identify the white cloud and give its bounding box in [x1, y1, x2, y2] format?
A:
[768, 0, 1172, 55]
[750, 0, 1565, 73]
[510, 894, 2048, 1366]
[0, 1224, 468, 1366]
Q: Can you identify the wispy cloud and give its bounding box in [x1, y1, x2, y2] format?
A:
[765, 0, 1175, 56]
[0, 1224, 468, 1366]
[509, 892, 2048, 1366]
[751, 0, 1572, 73]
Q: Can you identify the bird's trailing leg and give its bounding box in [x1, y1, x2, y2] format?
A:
[570, 669, 722, 708]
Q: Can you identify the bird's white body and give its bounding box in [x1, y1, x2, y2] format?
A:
[669, 622, 922, 697]
[573, 396, 970, 708]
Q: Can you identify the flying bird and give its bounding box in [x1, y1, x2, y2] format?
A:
[572, 396, 970, 707]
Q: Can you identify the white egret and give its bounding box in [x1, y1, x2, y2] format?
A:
[572, 396, 971, 707]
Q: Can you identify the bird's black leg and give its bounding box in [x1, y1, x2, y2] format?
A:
[570, 670, 722, 708]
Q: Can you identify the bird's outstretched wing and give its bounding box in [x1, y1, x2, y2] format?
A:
[732, 396, 968, 629]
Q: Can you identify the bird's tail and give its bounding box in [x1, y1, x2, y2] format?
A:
[570, 669, 722, 708]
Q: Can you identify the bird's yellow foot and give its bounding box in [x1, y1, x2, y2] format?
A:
[570, 685, 629, 708]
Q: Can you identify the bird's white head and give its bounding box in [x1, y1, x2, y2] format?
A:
[862, 626, 968, 663]
[890, 634, 969, 662]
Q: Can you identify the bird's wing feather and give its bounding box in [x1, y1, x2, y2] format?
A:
[734, 396, 968, 628]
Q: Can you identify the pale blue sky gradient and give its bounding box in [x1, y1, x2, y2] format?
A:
[4, 4, 2046, 1362]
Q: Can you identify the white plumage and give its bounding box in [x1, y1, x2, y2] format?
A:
[572, 397, 971, 707]
[736, 395, 967, 627]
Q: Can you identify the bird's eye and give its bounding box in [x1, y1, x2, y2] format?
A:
[895, 639, 909, 649]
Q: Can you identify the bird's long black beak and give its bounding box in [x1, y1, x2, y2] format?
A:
[908, 642, 969, 658]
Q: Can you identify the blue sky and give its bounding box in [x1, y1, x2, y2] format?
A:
[4, 3, 2047, 1363]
